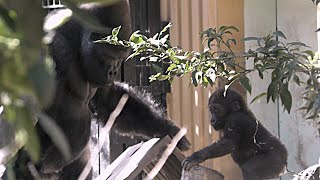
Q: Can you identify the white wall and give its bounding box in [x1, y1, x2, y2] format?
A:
[245, 0, 320, 179]
[277, 1, 320, 179]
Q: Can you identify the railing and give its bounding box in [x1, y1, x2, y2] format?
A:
[42, 0, 64, 9]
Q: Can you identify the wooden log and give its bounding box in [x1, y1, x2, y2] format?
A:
[181, 165, 224, 180]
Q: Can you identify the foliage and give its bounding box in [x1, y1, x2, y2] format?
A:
[0, 0, 118, 171]
[98, 24, 320, 120]
[0, 0, 48, 163]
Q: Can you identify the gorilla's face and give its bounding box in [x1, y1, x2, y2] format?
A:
[208, 88, 245, 130]
[209, 103, 226, 130]
[81, 31, 130, 86]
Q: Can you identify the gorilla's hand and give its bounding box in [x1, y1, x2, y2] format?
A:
[181, 155, 204, 171]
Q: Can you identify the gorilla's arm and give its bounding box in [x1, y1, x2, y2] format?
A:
[182, 118, 242, 170]
[90, 82, 191, 151]
[182, 138, 237, 170]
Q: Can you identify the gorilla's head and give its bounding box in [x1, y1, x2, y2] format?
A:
[208, 88, 246, 130]
[80, 0, 132, 86]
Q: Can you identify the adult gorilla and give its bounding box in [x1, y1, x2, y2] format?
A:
[13, 1, 190, 179]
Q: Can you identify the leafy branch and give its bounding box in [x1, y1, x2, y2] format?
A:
[98, 24, 320, 120]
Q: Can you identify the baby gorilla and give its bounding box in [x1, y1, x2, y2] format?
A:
[182, 88, 288, 180]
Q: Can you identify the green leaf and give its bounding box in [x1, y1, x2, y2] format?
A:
[112, 26, 121, 36]
[160, 23, 171, 36]
[130, 33, 144, 44]
[191, 71, 198, 87]
[287, 41, 310, 48]
[293, 75, 300, 86]
[208, 37, 215, 49]
[242, 37, 259, 41]
[267, 82, 277, 103]
[266, 39, 279, 47]
[166, 64, 177, 72]
[157, 75, 169, 81]
[250, 92, 267, 104]
[306, 114, 318, 119]
[239, 76, 252, 94]
[228, 38, 237, 46]
[257, 69, 264, 79]
[149, 73, 161, 82]
[306, 101, 315, 115]
[273, 31, 287, 39]
[303, 50, 314, 57]
[224, 26, 239, 32]
[280, 84, 292, 113]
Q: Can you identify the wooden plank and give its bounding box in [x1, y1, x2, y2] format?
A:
[97, 138, 160, 180]
[126, 136, 171, 179]
[110, 138, 160, 179]
[97, 142, 144, 179]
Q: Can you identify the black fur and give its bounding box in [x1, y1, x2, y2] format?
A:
[182, 88, 287, 180]
[11, 1, 190, 179]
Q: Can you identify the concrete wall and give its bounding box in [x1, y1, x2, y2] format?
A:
[245, 0, 320, 179]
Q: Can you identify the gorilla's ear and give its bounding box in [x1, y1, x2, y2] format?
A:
[232, 101, 241, 111]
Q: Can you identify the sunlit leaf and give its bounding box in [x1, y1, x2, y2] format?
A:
[160, 23, 171, 36]
[303, 50, 314, 57]
[130, 33, 144, 44]
[112, 26, 121, 36]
